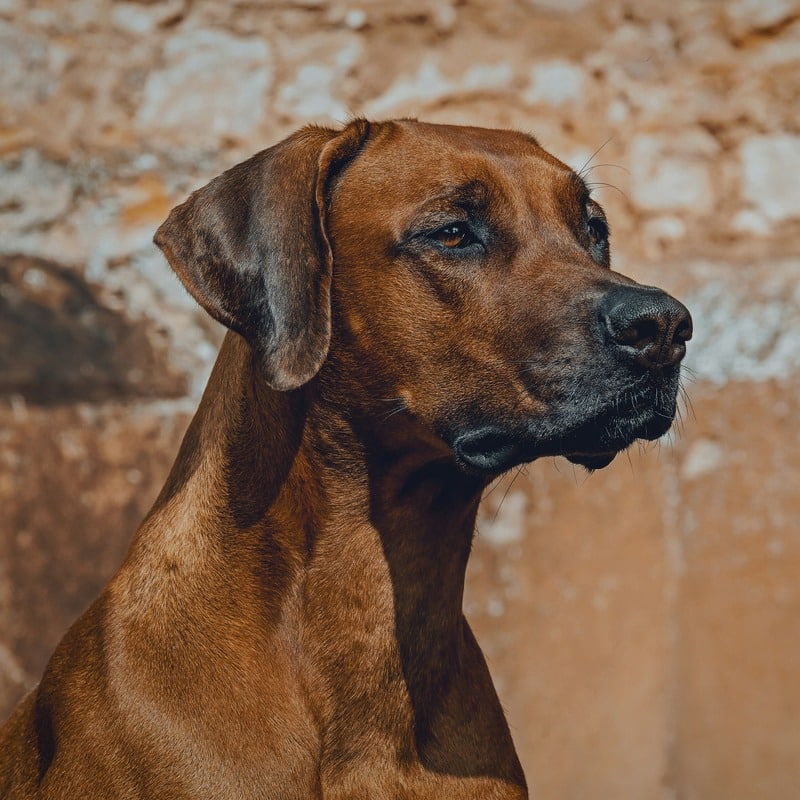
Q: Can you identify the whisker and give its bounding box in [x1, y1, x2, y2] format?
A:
[625, 447, 634, 473]
[377, 397, 408, 421]
[680, 365, 699, 385]
[493, 466, 526, 523]
[679, 385, 697, 422]
[584, 181, 629, 202]
[580, 162, 631, 177]
[483, 473, 508, 498]
[577, 135, 616, 178]
[672, 406, 685, 439]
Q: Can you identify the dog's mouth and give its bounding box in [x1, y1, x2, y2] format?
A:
[451, 374, 680, 476]
[452, 427, 625, 475]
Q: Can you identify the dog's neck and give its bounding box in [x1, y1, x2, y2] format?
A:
[139, 333, 487, 726]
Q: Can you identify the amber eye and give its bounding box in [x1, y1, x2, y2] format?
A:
[432, 222, 476, 249]
[587, 216, 609, 245]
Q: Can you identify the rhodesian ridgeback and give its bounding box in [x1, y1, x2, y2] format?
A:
[1, 119, 691, 798]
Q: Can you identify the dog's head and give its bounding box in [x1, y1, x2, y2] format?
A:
[156, 119, 691, 476]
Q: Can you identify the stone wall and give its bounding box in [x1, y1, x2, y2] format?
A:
[2, 1, 799, 797]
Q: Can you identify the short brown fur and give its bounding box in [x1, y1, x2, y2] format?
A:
[0, 119, 691, 799]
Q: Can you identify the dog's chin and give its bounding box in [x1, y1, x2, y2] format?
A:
[450, 400, 677, 477]
[452, 429, 629, 477]
[560, 410, 675, 472]
[563, 451, 619, 471]
[453, 434, 622, 476]
[452, 428, 621, 476]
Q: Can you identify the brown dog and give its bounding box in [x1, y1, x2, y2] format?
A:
[0, 120, 691, 798]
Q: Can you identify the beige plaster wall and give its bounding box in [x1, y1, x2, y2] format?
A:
[2, 1, 799, 797]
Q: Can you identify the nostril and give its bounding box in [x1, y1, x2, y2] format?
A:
[611, 316, 661, 351]
[600, 289, 692, 370]
[673, 315, 693, 345]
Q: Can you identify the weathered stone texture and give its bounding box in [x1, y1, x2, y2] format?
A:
[136, 29, 273, 142]
[740, 135, 800, 223]
[1, 1, 799, 797]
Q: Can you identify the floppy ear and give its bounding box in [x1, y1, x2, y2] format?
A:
[154, 120, 370, 390]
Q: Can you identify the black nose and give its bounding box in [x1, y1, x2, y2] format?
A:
[599, 286, 693, 370]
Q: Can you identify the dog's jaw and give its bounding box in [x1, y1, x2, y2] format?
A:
[449, 365, 684, 477]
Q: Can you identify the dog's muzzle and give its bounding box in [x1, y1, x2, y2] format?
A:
[452, 286, 693, 475]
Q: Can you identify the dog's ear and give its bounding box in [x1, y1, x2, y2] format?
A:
[154, 120, 370, 390]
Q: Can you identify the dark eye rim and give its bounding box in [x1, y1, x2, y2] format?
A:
[587, 215, 609, 245]
[429, 221, 483, 250]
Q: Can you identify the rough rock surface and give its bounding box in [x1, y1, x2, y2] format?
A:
[1, 1, 799, 798]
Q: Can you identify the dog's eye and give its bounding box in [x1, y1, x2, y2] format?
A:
[587, 216, 609, 245]
[432, 222, 478, 249]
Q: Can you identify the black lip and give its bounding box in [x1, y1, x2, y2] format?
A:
[452, 426, 524, 475]
[450, 374, 681, 476]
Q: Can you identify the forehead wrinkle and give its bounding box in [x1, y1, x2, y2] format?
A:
[333, 126, 585, 230]
[416, 179, 491, 214]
